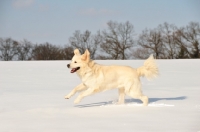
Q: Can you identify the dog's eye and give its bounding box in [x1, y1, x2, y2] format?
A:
[74, 61, 77, 63]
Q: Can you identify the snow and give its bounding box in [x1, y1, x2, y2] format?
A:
[0, 60, 200, 132]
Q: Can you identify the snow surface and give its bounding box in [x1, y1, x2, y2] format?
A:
[0, 60, 200, 132]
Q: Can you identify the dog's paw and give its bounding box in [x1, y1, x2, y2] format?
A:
[143, 103, 148, 106]
[74, 98, 81, 104]
[64, 95, 70, 99]
[116, 102, 125, 105]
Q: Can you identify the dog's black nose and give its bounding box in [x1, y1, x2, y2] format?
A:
[67, 64, 70, 68]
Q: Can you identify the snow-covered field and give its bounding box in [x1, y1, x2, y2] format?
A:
[0, 59, 200, 132]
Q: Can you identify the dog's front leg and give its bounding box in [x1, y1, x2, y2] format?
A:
[65, 83, 87, 99]
[117, 88, 125, 104]
[74, 87, 99, 104]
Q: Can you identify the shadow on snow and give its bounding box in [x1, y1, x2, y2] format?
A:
[75, 96, 187, 108]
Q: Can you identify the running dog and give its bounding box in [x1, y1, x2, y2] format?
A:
[65, 49, 158, 106]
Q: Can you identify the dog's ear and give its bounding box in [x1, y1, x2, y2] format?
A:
[81, 49, 90, 62]
[74, 49, 80, 55]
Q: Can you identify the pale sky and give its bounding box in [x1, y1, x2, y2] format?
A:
[0, 0, 200, 45]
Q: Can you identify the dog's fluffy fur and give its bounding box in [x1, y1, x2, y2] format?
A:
[65, 49, 159, 106]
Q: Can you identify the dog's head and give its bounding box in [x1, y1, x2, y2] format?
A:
[67, 49, 90, 73]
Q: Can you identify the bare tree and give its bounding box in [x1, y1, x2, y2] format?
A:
[17, 39, 33, 60]
[138, 28, 164, 59]
[69, 30, 102, 59]
[0, 38, 18, 61]
[61, 45, 74, 60]
[132, 48, 151, 59]
[32, 42, 63, 60]
[181, 22, 200, 58]
[159, 23, 179, 59]
[100, 21, 135, 59]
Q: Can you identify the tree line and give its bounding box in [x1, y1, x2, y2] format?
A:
[0, 21, 199, 61]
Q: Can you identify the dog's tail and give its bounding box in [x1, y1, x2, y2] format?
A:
[136, 54, 159, 80]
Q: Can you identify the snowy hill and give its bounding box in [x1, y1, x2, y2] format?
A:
[0, 60, 200, 132]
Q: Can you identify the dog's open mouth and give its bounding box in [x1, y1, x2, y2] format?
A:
[71, 67, 80, 73]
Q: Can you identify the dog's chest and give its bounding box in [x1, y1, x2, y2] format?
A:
[80, 72, 104, 87]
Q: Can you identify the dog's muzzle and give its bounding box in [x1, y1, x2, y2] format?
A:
[67, 64, 80, 73]
[70, 67, 80, 73]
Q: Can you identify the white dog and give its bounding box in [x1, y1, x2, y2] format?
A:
[65, 49, 158, 106]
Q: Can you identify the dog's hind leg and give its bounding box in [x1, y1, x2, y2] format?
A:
[126, 92, 149, 106]
[125, 80, 149, 106]
[139, 95, 148, 106]
[65, 83, 87, 99]
[117, 88, 125, 104]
